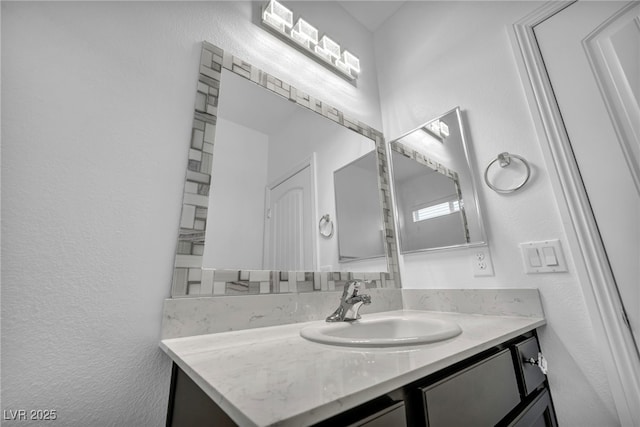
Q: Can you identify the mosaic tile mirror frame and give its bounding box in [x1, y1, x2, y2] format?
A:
[170, 42, 401, 297]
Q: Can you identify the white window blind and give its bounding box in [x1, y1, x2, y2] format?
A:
[412, 200, 461, 222]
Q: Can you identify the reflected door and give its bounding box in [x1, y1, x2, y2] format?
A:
[264, 164, 315, 271]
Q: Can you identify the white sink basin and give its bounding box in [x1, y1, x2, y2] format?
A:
[300, 313, 462, 347]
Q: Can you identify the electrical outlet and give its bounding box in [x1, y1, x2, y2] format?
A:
[472, 248, 494, 277]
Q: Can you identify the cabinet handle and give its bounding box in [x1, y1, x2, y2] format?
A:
[524, 352, 548, 375]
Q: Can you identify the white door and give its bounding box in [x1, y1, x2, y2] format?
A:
[264, 164, 315, 271]
[535, 1, 640, 345]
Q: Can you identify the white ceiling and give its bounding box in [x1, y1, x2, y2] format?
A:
[337, 1, 405, 32]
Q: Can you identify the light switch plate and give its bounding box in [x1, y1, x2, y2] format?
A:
[519, 240, 568, 273]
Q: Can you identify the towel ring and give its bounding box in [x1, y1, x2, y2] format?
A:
[484, 152, 531, 194]
[319, 214, 334, 238]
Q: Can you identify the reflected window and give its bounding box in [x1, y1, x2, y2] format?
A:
[412, 200, 461, 222]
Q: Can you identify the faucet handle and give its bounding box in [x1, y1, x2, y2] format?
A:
[349, 279, 370, 291]
[342, 280, 360, 299]
[353, 281, 363, 292]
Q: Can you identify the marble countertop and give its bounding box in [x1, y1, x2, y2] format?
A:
[160, 309, 545, 427]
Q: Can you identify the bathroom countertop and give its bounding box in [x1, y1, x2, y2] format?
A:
[160, 309, 545, 427]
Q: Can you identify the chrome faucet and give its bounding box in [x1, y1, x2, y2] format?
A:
[326, 280, 372, 322]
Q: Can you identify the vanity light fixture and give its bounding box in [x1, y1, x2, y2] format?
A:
[262, 0, 293, 31]
[423, 119, 450, 141]
[261, 0, 361, 80]
[291, 18, 318, 48]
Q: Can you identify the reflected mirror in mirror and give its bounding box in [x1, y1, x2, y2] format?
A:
[204, 69, 386, 272]
[390, 107, 486, 253]
[334, 151, 386, 262]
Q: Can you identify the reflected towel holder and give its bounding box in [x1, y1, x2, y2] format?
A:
[319, 214, 334, 238]
[484, 152, 531, 194]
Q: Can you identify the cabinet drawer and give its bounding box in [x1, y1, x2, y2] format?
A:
[421, 349, 520, 427]
[514, 336, 546, 396]
[347, 402, 406, 427]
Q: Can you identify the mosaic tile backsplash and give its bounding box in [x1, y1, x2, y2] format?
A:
[172, 269, 392, 297]
[171, 42, 400, 297]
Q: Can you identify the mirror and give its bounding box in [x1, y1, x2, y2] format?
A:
[170, 42, 400, 297]
[334, 151, 386, 262]
[390, 107, 486, 253]
[206, 69, 381, 271]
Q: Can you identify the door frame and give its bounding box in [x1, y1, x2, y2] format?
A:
[510, 2, 640, 425]
[263, 153, 319, 270]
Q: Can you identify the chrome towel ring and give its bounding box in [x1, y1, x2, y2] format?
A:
[319, 214, 334, 238]
[484, 152, 531, 194]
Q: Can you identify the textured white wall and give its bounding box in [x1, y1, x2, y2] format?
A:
[374, 2, 620, 426]
[1, 1, 379, 425]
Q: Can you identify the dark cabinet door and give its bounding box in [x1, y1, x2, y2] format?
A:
[508, 389, 557, 427]
[168, 365, 237, 427]
[514, 336, 546, 396]
[421, 349, 521, 427]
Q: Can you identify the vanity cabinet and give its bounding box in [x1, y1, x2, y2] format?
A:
[315, 331, 557, 427]
[166, 331, 556, 427]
